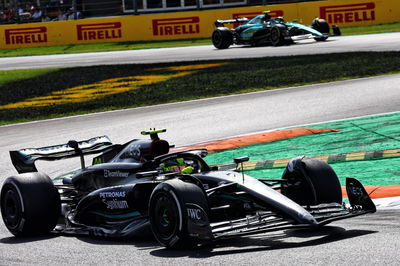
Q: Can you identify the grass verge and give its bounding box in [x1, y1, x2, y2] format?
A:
[0, 22, 399, 57]
[205, 112, 400, 186]
[0, 68, 58, 86]
[340, 22, 400, 35]
[1, 51, 400, 125]
[0, 39, 210, 57]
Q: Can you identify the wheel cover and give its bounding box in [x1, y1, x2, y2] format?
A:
[153, 193, 179, 241]
[1, 188, 22, 230]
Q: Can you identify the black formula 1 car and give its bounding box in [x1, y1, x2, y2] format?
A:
[211, 12, 339, 49]
[1, 129, 375, 248]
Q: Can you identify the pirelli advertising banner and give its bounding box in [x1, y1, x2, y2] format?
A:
[0, 0, 399, 49]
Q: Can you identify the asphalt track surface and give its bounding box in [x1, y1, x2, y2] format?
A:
[0, 32, 400, 70]
[1, 34, 400, 265]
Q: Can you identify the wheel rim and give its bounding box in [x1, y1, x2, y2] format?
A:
[1, 187, 22, 230]
[153, 193, 179, 241]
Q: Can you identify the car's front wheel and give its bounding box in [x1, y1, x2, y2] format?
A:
[149, 178, 209, 249]
[0, 172, 61, 236]
[281, 157, 342, 206]
[311, 18, 330, 34]
[270, 26, 285, 46]
[314, 36, 328, 42]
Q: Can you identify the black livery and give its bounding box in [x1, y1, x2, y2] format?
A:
[1, 129, 375, 248]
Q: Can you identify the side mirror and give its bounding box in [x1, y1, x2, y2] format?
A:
[234, 156, 249, 164]
[234, 156, 249, 184]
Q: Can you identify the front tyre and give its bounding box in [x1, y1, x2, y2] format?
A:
[314, 36, 328, 42]
[149, 178, 209, 249]
[281, 157, 342, 206]
[311, 18, 330, 34]
[212, 28, 233, 49]
[0, 172, 61, 236]
[270, 26, 285, 46]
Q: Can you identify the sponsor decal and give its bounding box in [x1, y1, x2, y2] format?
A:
[104, 170, 129, 178]
[92, 157, 103, 165]
[5, 27, 47, 45]
[232, 10, 284, 27]
[126, 144, 141, 160]
[152, 17, 200, 36]
[320, 2, 375, 24]
[77, 22, 122, 41]
[348, 186, 364, 196]
[187, 208, 202, 220]
[243, 202, 252, 211]
[99, 191, 126, 198]
[186, 204, 208, 224]
[100, 190, 129, 209]
[103, 200, 129, 209]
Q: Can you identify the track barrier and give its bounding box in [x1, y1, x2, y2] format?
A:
[0, 0, 399, 49]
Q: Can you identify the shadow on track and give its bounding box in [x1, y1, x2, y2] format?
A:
[150, 225, 377, 258]
[214, 38, 338, 50]
[0, 234, 58, 244]
[0, 223, 377, 255]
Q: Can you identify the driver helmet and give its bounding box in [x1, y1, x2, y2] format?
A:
[262, 11, 271, 21]
[160, 158, 194, 174]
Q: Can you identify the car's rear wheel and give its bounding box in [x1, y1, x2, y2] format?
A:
[281, 157, 342, 206]
[149, 178, 208, 249]
[212, 28, 233, 49]
[0, 172, 61, 236]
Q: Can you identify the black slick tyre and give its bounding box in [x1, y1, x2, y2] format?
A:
[314, 36, 328, 42]
[270, 26, 285, 46]
[281, 157, 342, 206]
[148, 178, 208, 249]
[212, 27, 233, 49]
[311, 18, 330, 34]
[0, 172, 61, 236]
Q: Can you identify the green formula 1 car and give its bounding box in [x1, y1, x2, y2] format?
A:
[212, 12, 338, 49]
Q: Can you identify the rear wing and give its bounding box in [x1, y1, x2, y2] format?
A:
[214, 17, 249, 27]
[10, 136, 113, 173]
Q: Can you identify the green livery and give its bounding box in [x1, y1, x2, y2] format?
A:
[212, 12, 337, 49]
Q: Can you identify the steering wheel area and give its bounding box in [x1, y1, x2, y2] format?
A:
[155, 152, 210, 175]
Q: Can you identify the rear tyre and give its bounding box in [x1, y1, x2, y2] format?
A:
[149, 178, 208, 249]
[281, 157, 342, 206]
[0, 172, 61, 236]
[212, 28, 233, 49]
